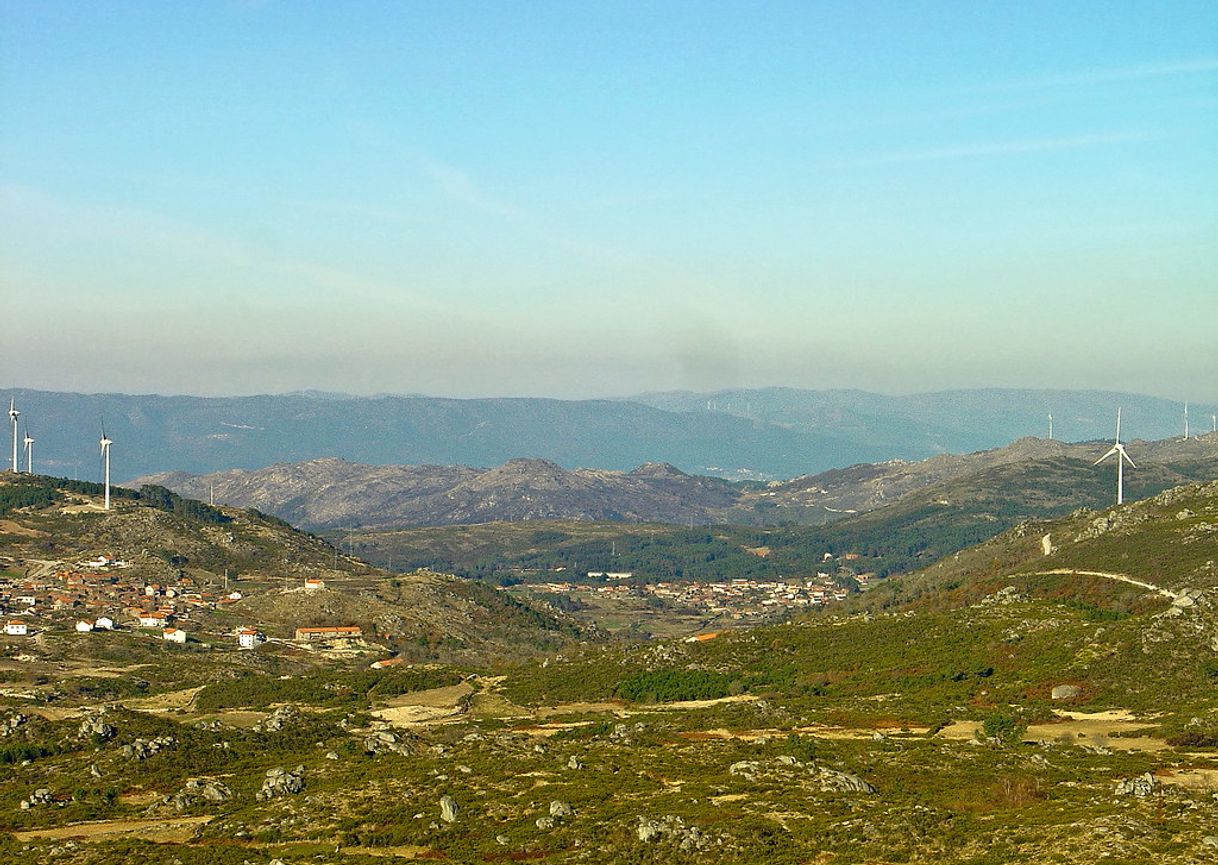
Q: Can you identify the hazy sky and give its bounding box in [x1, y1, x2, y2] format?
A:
[2, 2, 1215, 400]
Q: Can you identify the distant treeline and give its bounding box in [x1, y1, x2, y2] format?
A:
[0, 475, 229, 525]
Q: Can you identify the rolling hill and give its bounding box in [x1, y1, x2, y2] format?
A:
[0, 473, 579, 663]
[6, 386, 1211, 483]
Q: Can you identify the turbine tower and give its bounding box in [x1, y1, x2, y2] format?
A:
[7, 398, 19, 473]
[99, 426, 113, 511]
[1048, 413, 1053, 440]
[1183, 402, 1189, 441]
[1094, 408, 1135, 506]
[22, 426, 34, 475]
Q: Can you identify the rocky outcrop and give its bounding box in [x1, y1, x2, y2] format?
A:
[169, 778, 233, 811]
[257, 766, 305, 800]
[19, 788, 56, 810]
[439, 795, 459, 823]
[636, 815, 712, 851]
[363, 729, 417, 756]
[816, 767, 878, 794]
[1114, 772, 1157, 797]
[254, 705, 301, 732]
[121, 736, 176, 760]
[78, 711, 116, 742]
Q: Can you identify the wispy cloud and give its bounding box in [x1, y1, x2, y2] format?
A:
[977, 58, 1218, 93]
[846, 131, 1152, 166]
[417, 157, 532, 223]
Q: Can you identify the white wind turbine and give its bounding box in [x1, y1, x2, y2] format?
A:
[23, 426, 34, 475]
[99, 425, 113, 510]
[1183, 402, 1189, 441]
[1047, 413, 1053, 440]
[1094, 408, 1135, 506]
[8, 398, 19, 473]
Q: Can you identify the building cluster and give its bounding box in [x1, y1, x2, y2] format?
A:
[530, 575, 850, 620]
[0, 561, 356, 650]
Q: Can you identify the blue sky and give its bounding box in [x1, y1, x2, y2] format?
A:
[2, 1, 1215, 399]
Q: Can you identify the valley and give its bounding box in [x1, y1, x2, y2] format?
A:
[0, 472, 1215, 862]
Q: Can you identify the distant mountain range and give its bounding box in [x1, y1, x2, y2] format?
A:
[5, 386, 1212, 483]
[136, 434, 1218, 531]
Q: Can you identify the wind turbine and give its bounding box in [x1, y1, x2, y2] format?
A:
[1094, 408, 1135, 506]
[23, 426, 34, 475]
[8, 398, 19, 473]
[1047, 413, 1053, 441]
[99, 425, 113, 510]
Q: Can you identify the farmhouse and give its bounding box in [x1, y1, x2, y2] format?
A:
[237, 628, 266, 649]
[162, 627, 187, 644]
[4, 621, 28, 636]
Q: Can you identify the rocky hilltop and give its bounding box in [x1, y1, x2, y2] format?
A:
[139, 458, 741, 529]
[139, 434, 1218, 531]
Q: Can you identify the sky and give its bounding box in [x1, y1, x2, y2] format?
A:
[1, 1, 1216, 400]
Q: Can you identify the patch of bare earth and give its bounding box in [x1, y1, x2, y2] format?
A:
[12, 815, 212, 843]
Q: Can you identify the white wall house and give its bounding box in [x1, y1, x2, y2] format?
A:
[237, 628, 265, 649]
[95, 616, 115, 630]
[75, 620, 95, 633]
[162, 627, 187, 644]
[5, 621, 28, 636]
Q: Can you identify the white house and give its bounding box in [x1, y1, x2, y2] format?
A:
[75, 620, 95, 633]
[162, 627, 187, 644]
[95, 616, 115, 630]
[4, 621, 28, 636]
[303, 578, 325, 592]
[16, 596, 35, 607]
[237, 628, 265, 650]
[138, 613, 167, 629]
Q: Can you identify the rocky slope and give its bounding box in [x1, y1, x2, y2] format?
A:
[137, 434, 1218, 531]
[138, 458, 742, 529]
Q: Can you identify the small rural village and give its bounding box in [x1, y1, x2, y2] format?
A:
[0, 556, 365, 650]
[0, 543, 862, 651]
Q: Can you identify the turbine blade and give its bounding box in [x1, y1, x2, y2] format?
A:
[1094, 447, 1118, 465]
[1118, 446, 1136, 468]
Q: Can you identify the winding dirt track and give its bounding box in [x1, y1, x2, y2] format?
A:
[1025, 569, 1181, 601]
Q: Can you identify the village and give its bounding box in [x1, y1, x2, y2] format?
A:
[0, 554, 363, 649]
[522, 572, 856, 624]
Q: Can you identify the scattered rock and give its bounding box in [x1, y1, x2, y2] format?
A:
[635, 815, 710, 851]
[363, 729, 417, 757]
[549, 800, 574, 819]
[257, 765, 305, 800]
[566, 755, 583, 770]
[1051, 684, 1082, 701]
[1114, 773, 1157, 797]
[121, 736, 176, 760]
[535, 816, 555, 830]
[20, 788, 55, 809]
[1, 713, 28, 736]
[978, 586, 1025, 606]
[254, 705, 301, 732]
[439, 795, 459, 823]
